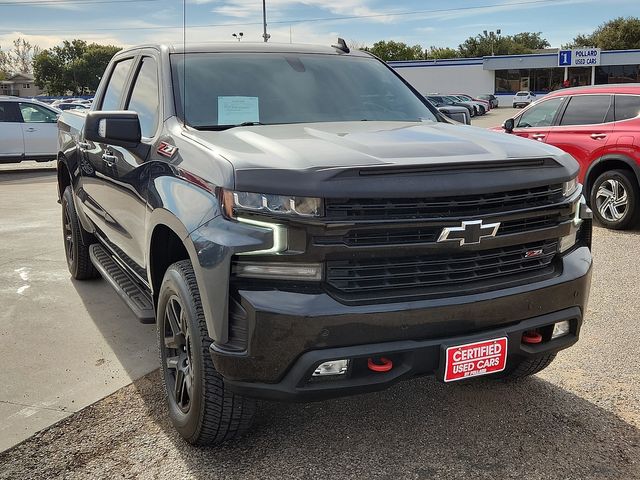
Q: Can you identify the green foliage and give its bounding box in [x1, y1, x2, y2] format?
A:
[365, 40, 425, 61]
[33, 40, 121, 95]
[426, 47, 459, 59]
[564, 16, 640, 50]
[458, 31, 549, 57]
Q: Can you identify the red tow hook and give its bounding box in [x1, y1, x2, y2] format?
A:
[522, 330, 543, 344]
[367, 357, 393, 372]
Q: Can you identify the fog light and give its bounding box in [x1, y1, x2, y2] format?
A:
[313, 359, 349, 377]
[552, 320, 571, 339]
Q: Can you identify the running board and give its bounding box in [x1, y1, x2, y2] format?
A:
[89, 244, 155, 323]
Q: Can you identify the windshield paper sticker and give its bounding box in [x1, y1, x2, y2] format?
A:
[218, 96, 259, 125]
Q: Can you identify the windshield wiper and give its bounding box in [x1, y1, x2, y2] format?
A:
[195, 121, 266, 131]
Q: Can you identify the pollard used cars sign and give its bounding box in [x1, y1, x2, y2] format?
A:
[558, 48, 601, 67]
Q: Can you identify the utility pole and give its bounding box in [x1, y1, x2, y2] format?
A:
[262, 0, 270, 42]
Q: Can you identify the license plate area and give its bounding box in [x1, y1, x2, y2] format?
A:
[444, 337, 508, 382]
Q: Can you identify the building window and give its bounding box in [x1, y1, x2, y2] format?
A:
[23, 83, 31, 88]
[495, 68, 564, 94]
[595, 65, 640, 84]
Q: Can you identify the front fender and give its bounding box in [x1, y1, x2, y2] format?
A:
[189, 216, 273, 344]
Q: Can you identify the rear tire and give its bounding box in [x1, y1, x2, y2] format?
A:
[590, 169, 639, 230]
[496, 354, 556, 380]
[61, 186, 99, 280]
[157, 260, 256, 445]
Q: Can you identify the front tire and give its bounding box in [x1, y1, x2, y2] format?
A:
[496, 354, 556, 380]
[61, 186, 99, 280]
[590, 169, 638, 230]
[157, 260, 256, 445]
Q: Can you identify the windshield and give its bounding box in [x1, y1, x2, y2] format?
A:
[171, 53, 437, 129]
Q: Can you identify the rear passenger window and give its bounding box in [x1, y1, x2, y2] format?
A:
[100, 58, 134, 111]
[559, 95, 612, 126]
[0, 102, 18, 122]
[615, 95, 640, 121]
[125, 57, 160, 138]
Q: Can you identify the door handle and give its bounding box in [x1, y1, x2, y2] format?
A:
[25, 127, 36, 132]
[590, 133, 607, 139]
[531, 134, 546, 140]
[102, 153, 117, 166]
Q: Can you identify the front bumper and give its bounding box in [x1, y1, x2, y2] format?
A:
[224, 307, 582, 402]
[211, 246, 592, 401]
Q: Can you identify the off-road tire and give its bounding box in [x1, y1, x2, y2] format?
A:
[157, 260, 256, 445]
[590, 169, 639, 230]
[61, 186, 99, 280]
[496, 353, 556, 380]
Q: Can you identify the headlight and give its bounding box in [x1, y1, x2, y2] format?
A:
[222, 189, 323, 218]
[233, 262, 323, 281]
[562, 177, 578, 197]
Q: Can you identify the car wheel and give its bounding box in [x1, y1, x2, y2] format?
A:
[157, 260, 256, 445]
[494, 354, 556, 380]
[590, 169, 639, 230]
[61, 186, 99, 280]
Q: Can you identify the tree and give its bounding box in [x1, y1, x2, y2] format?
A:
[366, 40, 424, 61]
[33, 40, 121, 95]
[458, 31, 550, 57]
[10, 38, 40, 74]
[564, 16, 640, 50]
[425, 46, 459, 59]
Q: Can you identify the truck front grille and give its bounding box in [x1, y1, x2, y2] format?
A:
[325, 240, 558, 301]
[324, 184, 564, 221]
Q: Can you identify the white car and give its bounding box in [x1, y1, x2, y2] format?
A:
[513, 91, 536, 108]
[0, 96, 60, 163]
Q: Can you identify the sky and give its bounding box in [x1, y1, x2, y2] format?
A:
[0, 0, 638, 53]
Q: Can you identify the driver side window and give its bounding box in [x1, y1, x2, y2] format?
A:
[516, 97, 564, 128]
[19, 103, 58, 123]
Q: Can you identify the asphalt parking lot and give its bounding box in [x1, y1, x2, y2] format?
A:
[0, 109, 639, 479]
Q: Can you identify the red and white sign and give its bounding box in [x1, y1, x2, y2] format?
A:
[444, 337, 508, 382]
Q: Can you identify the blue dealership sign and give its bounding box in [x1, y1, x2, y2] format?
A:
[558, 50, 572, 66]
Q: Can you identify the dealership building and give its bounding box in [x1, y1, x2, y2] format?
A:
[389, 48, 640, 106]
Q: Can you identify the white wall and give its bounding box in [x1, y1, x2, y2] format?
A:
[393, 64, 495, 98]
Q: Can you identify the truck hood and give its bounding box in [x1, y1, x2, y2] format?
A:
[185, 121, 578, 197]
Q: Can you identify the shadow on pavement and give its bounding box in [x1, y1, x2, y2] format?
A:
[146, 373, 639, 479]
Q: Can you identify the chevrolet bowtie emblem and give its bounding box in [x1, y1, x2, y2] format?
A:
[437, 220, 501, 246]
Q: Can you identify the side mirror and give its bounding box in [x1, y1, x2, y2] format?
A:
[84, 111, 141, 148]
[503, 118, 515, 133]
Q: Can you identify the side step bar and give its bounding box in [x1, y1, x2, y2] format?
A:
[89, 244, 155, 323]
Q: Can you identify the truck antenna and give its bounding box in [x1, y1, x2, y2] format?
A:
[332, 37, 350, 54]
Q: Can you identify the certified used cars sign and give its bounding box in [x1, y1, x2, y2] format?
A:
[444, 337, 508, 382]
[558, 48, 601, 67]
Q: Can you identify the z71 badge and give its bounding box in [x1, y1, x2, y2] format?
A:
[157, 142, 178, 158]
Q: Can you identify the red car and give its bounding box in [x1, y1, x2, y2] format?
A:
[495, 84, 640, 229]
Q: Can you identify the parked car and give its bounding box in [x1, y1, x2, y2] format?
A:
[427, 95, 475, 117]
[57, 103, 90, 111]
[513, 91, 536, 108]
[494, 84, 640, 229]
[478, 94, 499, 108]
[448, 95, 486, 115]
[455, 94, 491, 112]
[425, 95, 471, 124]
[0, 96, 60, 163]
[58, 42, 592, 446]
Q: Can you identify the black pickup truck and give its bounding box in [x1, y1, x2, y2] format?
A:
[57, 42, 592, 445]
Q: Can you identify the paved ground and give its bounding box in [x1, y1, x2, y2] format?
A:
[1, 111, 639, 478]
[0, 169, 157, 451]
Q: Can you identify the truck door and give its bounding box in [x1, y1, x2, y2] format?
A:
[17, 102, 58, 158]
[82, 54, 160, 274]
[0, 101, 24, 161]
[509, 96, 566, 142]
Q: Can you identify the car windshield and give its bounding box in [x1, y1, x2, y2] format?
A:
[171, 52, 437, 129]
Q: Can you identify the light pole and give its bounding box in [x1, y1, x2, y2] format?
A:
[483, 29, 501, 56]
[262, 0, 270, 42]
[232, 32, 243, 41]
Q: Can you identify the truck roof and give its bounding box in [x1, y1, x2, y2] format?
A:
[117, 42, 372, 58]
